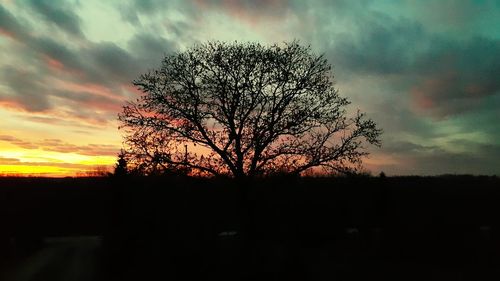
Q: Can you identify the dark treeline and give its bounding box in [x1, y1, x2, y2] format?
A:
[2, 175, 499, 236]
[1, 175, 500, 280]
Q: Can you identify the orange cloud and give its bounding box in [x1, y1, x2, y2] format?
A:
[43, 55, 64, 71]
[0, 135, 120, 156]
[0, 28, 15, 39]
[38, 139, 120, 156]
[411, 87, 435, 111]
[55, 80, 125, 101]
[194, 0, 289, 26]
[0, 135, 38, 149]
[410, 72, 458, 114]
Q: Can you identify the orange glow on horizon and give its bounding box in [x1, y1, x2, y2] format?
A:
[0, 146, 117, 177]
[0, 164, 114, 177]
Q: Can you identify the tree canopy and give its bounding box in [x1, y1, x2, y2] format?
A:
[118, 41, 381, 178]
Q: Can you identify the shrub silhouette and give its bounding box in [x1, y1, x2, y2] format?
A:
[113, 149, 129, 177]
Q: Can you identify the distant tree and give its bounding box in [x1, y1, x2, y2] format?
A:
[79, 165, 111, 177]
[114, 149, 129, 176]
[119, 41, 381, 178]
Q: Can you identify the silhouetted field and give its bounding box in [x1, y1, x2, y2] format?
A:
[1, 175, 499, 280]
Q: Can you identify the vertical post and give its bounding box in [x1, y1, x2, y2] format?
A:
[184, 144, 188, 165]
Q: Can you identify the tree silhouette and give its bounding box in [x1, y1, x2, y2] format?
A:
[114, 149, 129, 176]
[119, 41, 381, 178]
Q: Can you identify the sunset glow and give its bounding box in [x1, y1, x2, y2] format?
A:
[0, 0, 499, 176]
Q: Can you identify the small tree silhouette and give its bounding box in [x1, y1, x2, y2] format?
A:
[119, 41, 381, 178]
[114, 150, 129, 176]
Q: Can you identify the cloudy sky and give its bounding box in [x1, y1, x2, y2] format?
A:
[0, 0, 499, 176]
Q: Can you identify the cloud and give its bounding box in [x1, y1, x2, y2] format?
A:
[0, 135, 38, 149]
[331, 17, 425, 75]
[410, 37, 500, 117]
[27, 36, 138, 87]
[0, 11, 179, 125]
[21, 115, 102, 128]
[0, 135, 120, 156]
[401, 0, 500, 37]
[0, 66, 52, 111]
[38, 139, 120, 156]
[0, 156, 93, 170]
[0, 32, 147, 124]
[30, 36, 85, 74]
[313, 9, 500, 119]
[0, 64, 123, 126]
[26, 0, 84, 38]
[85, 42, 140, 84]
[371, 139, 500, 176]
[0, 4, 29, 40]
[3, 16, 175, 85]
[0, 156, 21, 165]
[128, 33, 178, 68]
[117, 0, 193, 26]
[53, 90, 123, 111]
[118, 0, 290, 28]
[380, 141, 435, 155]
[194, 0, 290, 24]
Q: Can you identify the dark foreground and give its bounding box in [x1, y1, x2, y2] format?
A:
[1, 175, 499, 280]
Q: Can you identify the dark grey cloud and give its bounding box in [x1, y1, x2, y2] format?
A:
[374, 139, 500, 176]
[119, 0, 290, 28]
[410, 37, 500, 117]
[118, 0, 191, 25]
[53, 90, 121, 109]
[0, 66, 52, 111]
[36, 37, 173, 90]
[313, 9, 500, 120]
[29, 36, 140, 86]
[196, 0, 290, 18]
[0, 4, 29, 40]
[27, 35, 135, 85]
[454, 95, 500, 137]
[85, 42, 139, 84]
[128, 0, 165, 13]
[1, 3, 139, 91]
[380, 140, 435, 155]
[1, 30, 138, 120]
[26, 0, 84, 37]
[331, 17, 425, 75]
[412, 148, 500, 176]
[128, 33, 177, 68]
[0, 61, 124, 125]
[30, 36, 85, 72]
[30, 33, 175, 87]
[297, 2, 500, 175]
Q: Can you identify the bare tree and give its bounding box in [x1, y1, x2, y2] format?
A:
[77, 165, 111, 177]
[119, 41, 381, 178]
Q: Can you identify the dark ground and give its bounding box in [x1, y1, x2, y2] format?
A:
[1, 175, 499, 280]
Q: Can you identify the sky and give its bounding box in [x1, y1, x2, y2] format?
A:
[0, 0, 499, 176]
